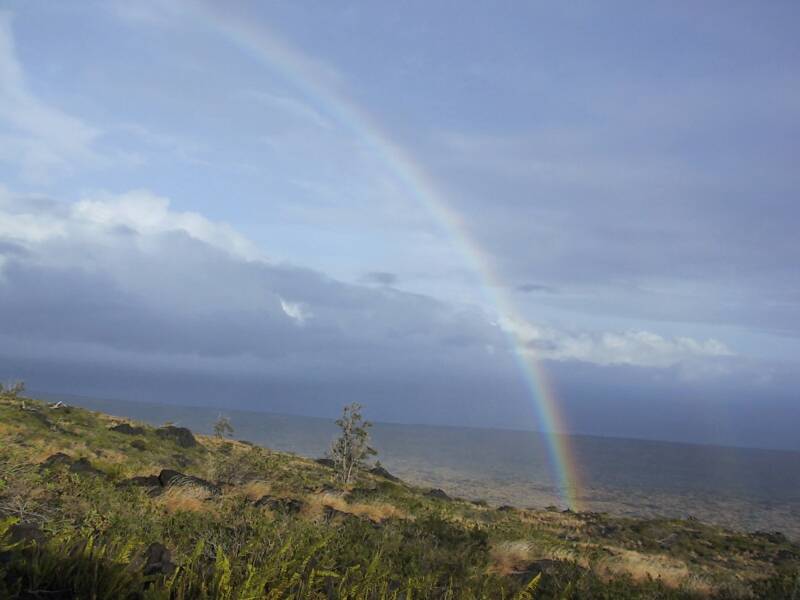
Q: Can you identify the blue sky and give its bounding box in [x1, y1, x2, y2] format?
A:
[1, 1, 798, 449]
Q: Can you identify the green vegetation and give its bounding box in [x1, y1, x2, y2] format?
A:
[213, 415, 235, 440]
[1, 392, 798, 599]
[328, 402, 377, 485]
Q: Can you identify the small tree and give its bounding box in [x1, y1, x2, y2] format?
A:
[329, 402, 376, 485]
[1, 380, 25, 398]
[213, 414, 234, 439]
[2, 381, 26, 408]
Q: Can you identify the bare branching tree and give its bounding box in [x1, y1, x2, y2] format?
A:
[329, 403, 376, 485]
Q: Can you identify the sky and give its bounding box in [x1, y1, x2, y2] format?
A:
[1, 1, 798, 450]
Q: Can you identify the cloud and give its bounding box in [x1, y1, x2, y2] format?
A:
[72, 190, 263, 261]
[0, 188, 504, 376]
[113, 123, 209, 166]
[516, 283, 557, 294]
[2, 187, 794, 445]
[0, 187, 741, 377]
[279, 298, 311, 325]
[0, 187, 262, 264]
[428, 125, 800, 334]
[503, 317, 733, 368]
[361, 271, 397, 286]
[243, 91, 332, 130]
[0, 12, 102, 182]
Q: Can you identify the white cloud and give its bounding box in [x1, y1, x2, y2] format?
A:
[279, 298, 311, 325]
[503, 317, 734, 368]
[0, 12, 102, 182]
[74, 190, 263, 261]
[0, 188, 262, 262]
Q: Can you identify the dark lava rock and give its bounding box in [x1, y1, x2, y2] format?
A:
[8, 523, 45, 545]
[658, 533, 680, 550]
[255, 495, 304, 514]
[118, 475, 163, 496]
[369, 465, 400, 482]
[158, 469, 220, 495]
[128, 475, 163, 487]
[776, 548, 799, 562]
[69, 457, 105, 477]
[322, 505, 352, 522]
[497, 505, 516, 512]
[595, 524, 619, 538]
[424, 488, 451, 501]
[110, 423, 145, 435]
[518, 559, 565, 579]
[754, 531, 788, 544]
[315, 458, 335, 468]
[39, 453, 104, 477]
[171, 453, 192, 468]
[130, 439, 147, 451]
[578, 511, 604, 521]
[155, 426, 197, 448]
[38, 452, 72, 471]
[142, 543, 175, 577]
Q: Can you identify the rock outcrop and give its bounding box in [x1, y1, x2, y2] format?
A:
[369, 465, 400, 482]
[424, 488, 451, 501]
[255, 495, 304, 514]
[110, 423, 145, 435]
[141, 542, 176, 577]
[155, 426, 197, 448]
[158, 469, 220, 495]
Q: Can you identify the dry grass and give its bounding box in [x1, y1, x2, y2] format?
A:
[31, 444, 75, 463]
[158, 485, 214, 514]
[595, 546, 707, 591]
[303, 492, 406, 523]
[489, 540, 534, 575]
[90, 448, 130, 464]
[238, 480, 273, 502]
[0, 422, 19, 436]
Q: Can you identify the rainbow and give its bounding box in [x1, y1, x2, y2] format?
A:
[187, 2, 582, 510]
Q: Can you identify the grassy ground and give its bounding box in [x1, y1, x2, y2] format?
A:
[1, 392, 798, 599]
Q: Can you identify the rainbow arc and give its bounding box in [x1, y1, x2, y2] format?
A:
[190, 2, 581, 509]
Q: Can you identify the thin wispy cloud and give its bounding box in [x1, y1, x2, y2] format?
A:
[242, 90, 332, 130]
[0, 12, 101, 182]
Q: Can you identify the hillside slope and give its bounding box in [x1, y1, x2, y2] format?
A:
[1, 393, 798, 599]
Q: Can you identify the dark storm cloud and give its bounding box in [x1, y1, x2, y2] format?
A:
[361, 271, 398, 286]
[0, 193, 507, 383]
[1, 191, 796, 448]
[516, 283, 558, 294]
[544, 358, 800, 451]
[0, 240, 28, 256]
